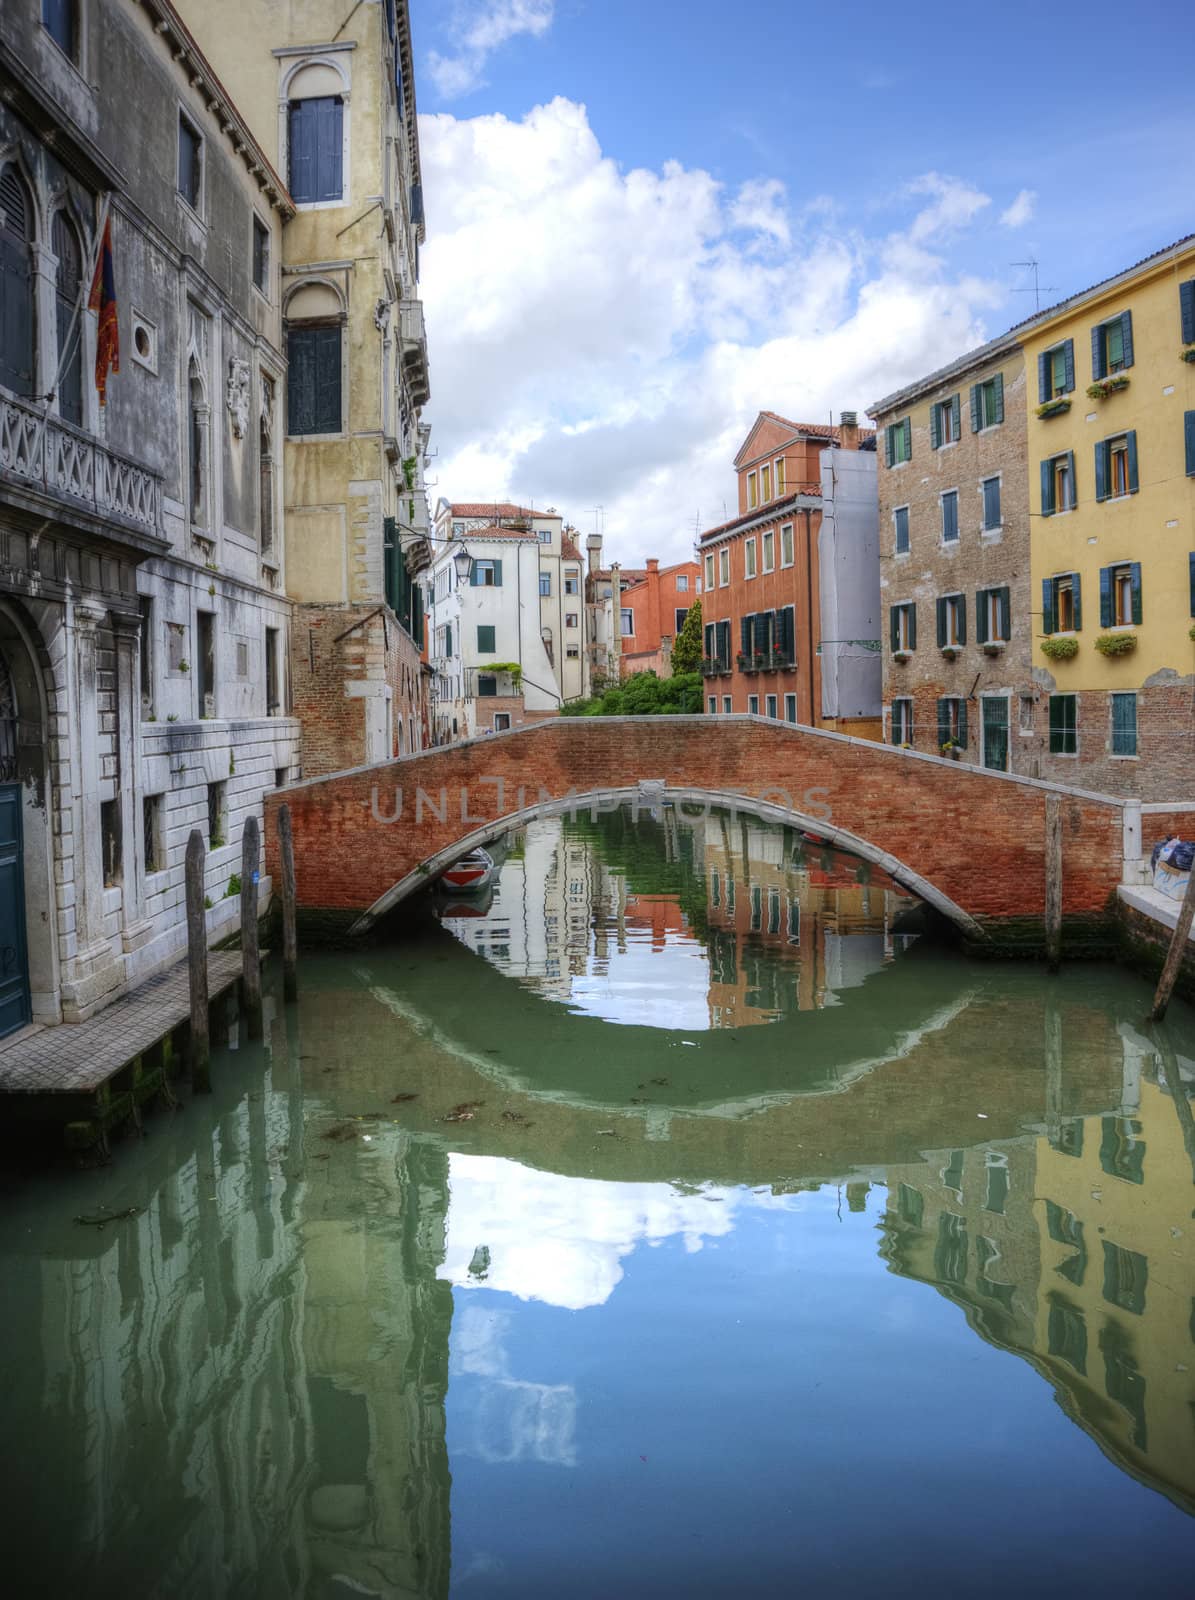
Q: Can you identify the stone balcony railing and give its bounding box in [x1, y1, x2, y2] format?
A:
[0, 390, 163, 540]
[399, 299, 431, 408]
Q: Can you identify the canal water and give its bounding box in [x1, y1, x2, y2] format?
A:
[1, 804, 1194, 1597]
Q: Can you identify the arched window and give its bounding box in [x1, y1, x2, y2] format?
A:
[188, 358, 207, 526]
[0, 169, 36, 398]
[0, 647, 17, 783]
[52, 211, 83, 427]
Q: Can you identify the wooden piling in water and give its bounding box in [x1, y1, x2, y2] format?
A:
[1149, 866, 1195, 1022]
[278, 802, 298, 1003]
[185, 828, 210, 1091]
[241, 814, 263, 1040]
[1044, 794, 1062, 973]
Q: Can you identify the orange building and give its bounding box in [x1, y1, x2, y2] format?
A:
[617, 557, 702, 677]
[698, 412, 882, 735]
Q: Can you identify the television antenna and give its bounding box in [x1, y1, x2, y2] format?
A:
[1011, 259, 1059, 313]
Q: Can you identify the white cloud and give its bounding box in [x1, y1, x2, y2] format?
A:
[1000, 188, 1038, 228]
[419, 99, 1009, 565]
[427, 0, 554, 99]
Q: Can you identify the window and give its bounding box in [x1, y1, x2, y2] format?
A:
[708, 696, 717, 713]
[984, 1152, 1009, 1215]
[981, 696, 1008, 771]
[537, 529, 551, 544]
[1091, 311, 1133, 379]
[936, 593, 965, 648]
[885, 418, 911, 465]
[42, 0, 76, 58]
[98, 799, 122, 886]
[1100, 561, 1141, 628]
[493, 712, 511, 731]
[564, 574, 579, 595]
[722, 696, 732, 713]
[178, 115, 203, 213]
[1111, 692, 1137, 757]
[1049, 693, 1077, 755]
[674, 608, 688, 634]
[675, 574, 688, 593]
[265, 626, 280, 714]
[930, 394, 960, 448]
[747, 694, 760, 715]
[477, 674, 497, 697]
[981, 476, 1001, 531]
[139, 596, 154, 717]
[287, 324, 341, 435]
[1038, 340, 1074, 401]
[893, 506, 909, 555]
[51, 212, 83, 426]
[288, 96, 344, 204]
[167, 621, 187, 674]
[890, 602, 916, 653]
[970, 374, 1004, 431]
[780, 524, 794, 567]
[765, 694, 778, 718]
[774, 457, 786, 495]
[143, 793, 164, 876]
[1096, 432, 1138, 501]
[747, 472, 757, 509]
[0, 169, 36, 397]
[471, 559, 502, 587]
[704, 553, 715, 589]
[744, 538, 757, 578]
[196, 611, 215, 717]
[762, 530, 775, 573]
[760, 464, 772, 501]
[539, 572, 551, 597]
[1043, 572, 1081, 634]
[207, 781, 226, 847]
[891, 697, 913, 744]
[566, 613, 579, 630]
[1101, 1240, 1147, 1316]
[940, 489, 959, 543]
[620, 608, 633, 636]
[767, 887, 781, 934]
[252, 217, 269, 294]
[976, 585, 1010, 645]
[1040, 451, 1076, 517]
[937, 697, 967, 750]
[718, 548, 729, 586]
[784, 693, 797, 723]
[1047, 1296, 1088, 1375]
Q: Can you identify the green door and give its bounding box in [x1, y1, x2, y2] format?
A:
[982, 696, 1009, 772]
[0, 784, 30, 1038]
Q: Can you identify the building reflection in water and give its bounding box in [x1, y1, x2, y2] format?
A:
[439, 806, 920, 1027]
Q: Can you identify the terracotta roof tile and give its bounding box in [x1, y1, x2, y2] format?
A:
[448, 502, 540, 519]
[561, 534, 583, 561]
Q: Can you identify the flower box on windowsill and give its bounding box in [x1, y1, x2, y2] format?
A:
[1035, 398, 1072, 419]
[1040, 636, 1079, 661]
[892, 649, 912, 664]
[940, 741, 963, 759]
[1094, 631, 1138, 658]
[940, 645, 962, 662]
[1182, 348, 1195, 364]
[1086, 375, 1131, 400]
[981, 641, 1005, 656]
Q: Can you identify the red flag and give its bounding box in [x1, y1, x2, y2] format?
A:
[87, 217, 119, 405]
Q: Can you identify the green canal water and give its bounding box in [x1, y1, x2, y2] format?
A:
[2, 805, 1194, 1597]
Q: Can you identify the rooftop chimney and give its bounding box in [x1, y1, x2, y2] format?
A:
[838, 410, 860, 451]
[586, 532, 603, 574]
[646, 558, 660, 573]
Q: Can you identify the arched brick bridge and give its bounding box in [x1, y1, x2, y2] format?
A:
[264, 716, 1146, 952]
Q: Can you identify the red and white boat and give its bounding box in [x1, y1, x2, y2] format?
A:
[438, 848, 495, 895]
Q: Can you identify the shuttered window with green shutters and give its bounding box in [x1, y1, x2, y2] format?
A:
[889, 602, 916, 653]
[287, 324, 342, 435]
[936, 697, 967, 749]
[893, 505, 909, 553]
[1091, 310, 1133, 379]
[471, 559, 502, 587]
[976, 586, 1010, 644]
[981, 476, 1001, 531]
[1040, 451, 1076, 516]
[1190, 552, 1195, 618]
[884, 417, 911, 466]
[1095, 432, 1138, 501]
[1184, 411, 1195, 477]
[969, 373, 1005, 431]
[936, 594, 965, 648]
[288, 97, 344, 204]
[930, 395, 960, 449]
[891, 698, 913, 745]
[1038, 341, 1075, 402]
[1182, 281, 1195, 345]
[477, 625, 496, 653]
[1042, 572, 1081, 635]
[1098, 563, 1142, 628]
[941, 489, 959, 543]
[1049, 693, 1077, 754]
[1111, 692, 1137, 757]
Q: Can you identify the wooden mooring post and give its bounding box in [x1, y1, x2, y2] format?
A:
[185, 828, 210, 1091]
[1149, 866, 1195, 1022]
[1044, 793, 1063, 974]
[278, 802, 298, 1003]
[241, 814, 264, 1040]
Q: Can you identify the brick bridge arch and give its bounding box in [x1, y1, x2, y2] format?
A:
[264, 717, 1134, 951]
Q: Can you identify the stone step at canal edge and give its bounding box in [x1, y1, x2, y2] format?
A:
[0, 952, 252, 1156]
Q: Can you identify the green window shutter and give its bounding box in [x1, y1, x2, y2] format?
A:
[444, 622, 452, 657]
[992, 374, 1003, 424]
[970, 383, 981, 431]
[903, 418, 911, 460]
[937, 699, 949, 746]
[884, 425, 894, 467]
[741, 616, 752, 655]
[951, 393, 961, 435]
[1185, 411, 1195, 476]
[956, 596, 967, 645]
[1126, 430, 1139, 493]
[1099, 566, 1112, 627]
[1120, 310, 1134, 368]
[1071, 572, 1083, 631]
[492, 559, 503, 586]
[1094, 440, 1109, 502]
[976, 589, 989, 645]
[998, 586, 1010, 641]
[1037, 355, 1049, 405]
[936, 596, 947, 648]
[703, 623, 714, 656]
[1064, 339, 1075, 393]
[929, 403, 941, 450]
[478, 624, 496, 652]
[469, 561, 481, 587]
[1040, 459, 1054, 517]
[1129, 562, 1142, 625]
[908, 604, 916, 650]
[1182, 281, 1195, 344]
[1091, 323, 1106, 382]
[1066, 450, 1076, 507]
[1048, 694, 1064, 751]
[1190, 552, 1195, 618]
[889, 605, 899, 652]
[1042, 578, 1056, 636]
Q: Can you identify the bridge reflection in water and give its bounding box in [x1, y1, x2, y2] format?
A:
[0, 818, 1193, 1591]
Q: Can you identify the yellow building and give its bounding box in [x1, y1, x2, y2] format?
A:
[192, 0, 433, 774]
[1023, 237, 1195, 796]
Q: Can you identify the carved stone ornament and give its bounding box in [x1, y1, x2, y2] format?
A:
[226, 357, 251, 439]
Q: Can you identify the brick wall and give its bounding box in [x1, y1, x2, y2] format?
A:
[266, 717, 1137, 948]
[1032, 682, 1195, 799]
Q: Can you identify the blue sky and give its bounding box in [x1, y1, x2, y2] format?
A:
[410, 0, 1193, 561]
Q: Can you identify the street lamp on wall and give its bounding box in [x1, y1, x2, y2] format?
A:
[453, 546, 473, 586]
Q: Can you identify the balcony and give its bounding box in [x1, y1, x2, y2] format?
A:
[0, 391, 164, 549]
[399, 299, 431, 408]
[701, 656, 733, 677]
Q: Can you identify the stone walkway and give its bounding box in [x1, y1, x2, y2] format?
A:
[0, 952, 244, 1095]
